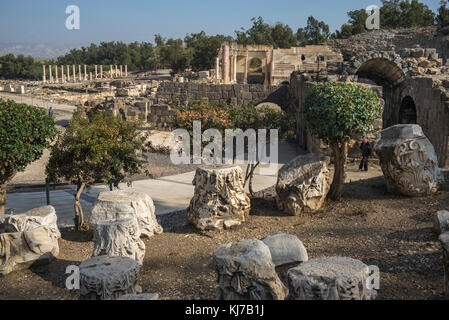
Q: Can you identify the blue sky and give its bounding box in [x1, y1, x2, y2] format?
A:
[0, 0, 443, 46]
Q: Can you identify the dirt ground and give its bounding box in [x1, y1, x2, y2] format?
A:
[0, 163, 448, 300]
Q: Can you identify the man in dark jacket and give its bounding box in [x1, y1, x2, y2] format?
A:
[359, 137, 372, 172]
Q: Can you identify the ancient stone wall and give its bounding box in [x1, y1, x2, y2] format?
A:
[153, 82, 289, 109]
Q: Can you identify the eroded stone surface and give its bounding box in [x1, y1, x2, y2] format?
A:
[261, 232, 308, 267]
[0, 206, 60, 276]
[118, 293, 159, 300]
[89, 190, 163, 239]
[212, 239, 288, 300]
[188, 166, 250, 231]
[276, 153, 330, 216]
[92, 217, 145, 265]
[433, 210, 449, 235]
[439, 233, 449, 299]
[374, 125, 443, 197]
[79, 256, 140, 300]
[287, 257, 377, 300]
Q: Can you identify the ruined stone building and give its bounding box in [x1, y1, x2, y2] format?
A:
[213, 42, 343, 85]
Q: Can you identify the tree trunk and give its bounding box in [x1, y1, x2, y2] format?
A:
[0, 172, 17, 216]
[74, 182, 86, 230]
[328, 141, 348, 201]
[0, 184, 6, 216]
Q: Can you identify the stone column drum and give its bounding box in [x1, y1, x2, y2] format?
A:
[374, 124, 442, 197]
[89, 189, 163, 239]
[187, 166, 251, 231]
[287, 257, 377, 300]
[92, 217, 145, 265]
[79, 256, 140, 300]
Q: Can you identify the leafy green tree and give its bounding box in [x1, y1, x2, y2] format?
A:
[0, 99, 57, 215]
[296, 16, 330, 45]
[436, 0, 449, 26]
[335, 10, 369, 38]
[304, 82, 381, 200]
[184, 31, 233, 71]
[0, 54, 43, 80]
[381, 0, 435, 29]
[159, 39, 193, 73]
[46, 112, 147, 230]
[271, 23, 298, 48]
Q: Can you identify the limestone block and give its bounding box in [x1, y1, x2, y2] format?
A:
[261, 232, 308, 267]
[287, 257, 377, 300]
[433, 210, 449, 235]
[439, 233, 449, 299]
[79, 256, 140, 300]
[117, 293, 159, 300]
[188, 166, 250, 231]
[0, 226, 59, 276]
[213, 239, 288, 300]
[276, 153, 330, 216]
[374, 125, 443, 197]
[89, 190, 162, 239]
[92, 218, 145, 265]
[0, 206, 60, 239]
[0, 206, 60, 276]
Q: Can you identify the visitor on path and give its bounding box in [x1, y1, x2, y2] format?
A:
[48, 107, 55, 117]
[359, 137, 372, 172]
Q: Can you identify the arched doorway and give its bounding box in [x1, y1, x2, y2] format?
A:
[355, 58, 406, 129]
[398, 96, 417, 124]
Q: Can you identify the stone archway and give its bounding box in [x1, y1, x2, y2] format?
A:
[398, 96, 417, 124]
[355, 57, 407, 129]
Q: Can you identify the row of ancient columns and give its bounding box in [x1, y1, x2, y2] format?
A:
[42, 65, 128, 83]
[217, 44, 270, 86]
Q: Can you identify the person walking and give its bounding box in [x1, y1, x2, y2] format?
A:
[48, 107, 55, 117]
[359, 137, 372, 172]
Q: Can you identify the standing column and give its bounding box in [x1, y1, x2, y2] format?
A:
[61, 65, 65, 83]
[95, 65, 98, 79]
[215, 57, 220, 80]
[42, 65, 46, 83]
[125, 65, 128, 77]
[243, 54, 248, 84]
[264, 52, 269, 86]
[49, 65, 53, 83]
[66, 65, 70, 82]
[115, 65, 118, 78]
[110, 65, 113, 78]
[78, 65, 82, 81]
[100, 65, 103, 79]
[84, 65, 87, 81]
[73, 65, 76, 82]
[55, 65, 59, 83]
[233, 55, 237, 83]
[120, 65, 123, 77]
[223, 44, 230, 84]
[89, 72, 93, 81]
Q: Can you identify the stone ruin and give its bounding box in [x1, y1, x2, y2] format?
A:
[0, 206, 60, 276]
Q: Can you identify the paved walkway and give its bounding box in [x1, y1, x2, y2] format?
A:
[5, 142, 302, 229]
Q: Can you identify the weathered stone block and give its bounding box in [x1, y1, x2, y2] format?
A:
[79, 256, 140, 300]
[276, 153, 330, 216]
[261, 232, 308, 267]
[374, 125, 443, 197]
[287, 257, 377, 300]
[92, 217, 145, 265]
[89, 190, 163, 239]
[187, 166, 250, 231]
[212, 239, 288, 300]
[434, 210, 449, 235]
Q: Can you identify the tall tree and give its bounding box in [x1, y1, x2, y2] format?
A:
[0, 99, 56, 215]
[304, 82, 381, 200]
[436, 0, 449, 26]
[296, 16, 330, 45]
[46, 111, 147, 230]
[381, 0, 435, 29]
